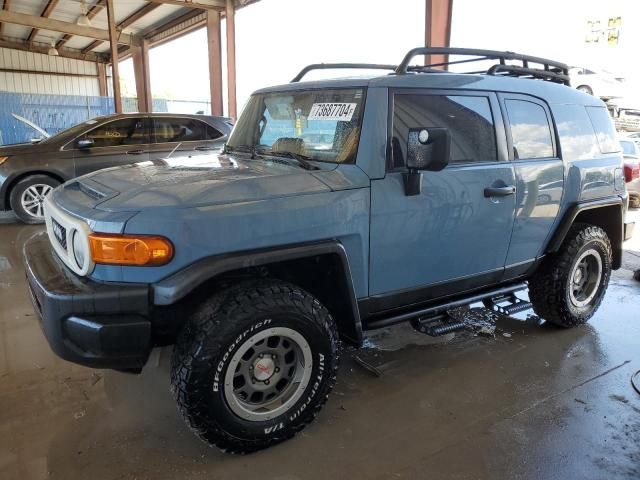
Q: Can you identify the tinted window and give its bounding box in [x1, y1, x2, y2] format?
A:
[153, 117, 223, 143]
[586, 106, 619, 153]
[80, 117, 147, 147]
[552, 105, 599, 160]
[620, 140, 637, 156]
[392, 94, 496, 167]
[506, 100, 554, 159]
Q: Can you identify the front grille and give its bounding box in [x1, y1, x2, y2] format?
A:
[51, 218, 67, 250]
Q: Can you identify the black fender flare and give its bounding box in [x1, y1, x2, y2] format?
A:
[152, 241, 363, 345]
[546, 197, 624, 269]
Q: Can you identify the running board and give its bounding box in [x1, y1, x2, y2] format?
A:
[483, 293, 532, 316]
[410, 313, 466, 337]
[364, 282, 528, 330]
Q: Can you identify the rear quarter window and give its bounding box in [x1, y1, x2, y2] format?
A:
[586, 106, 619, 154]
[552, 105, 600, 160]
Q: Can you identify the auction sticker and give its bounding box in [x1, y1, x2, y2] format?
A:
[308, 103, 357, 121]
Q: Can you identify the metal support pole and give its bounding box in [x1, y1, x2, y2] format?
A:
[425, 0, 453, 68]
[106, 0, 122, 113]
[225, 0, 237, 118]
[207, 10, 223, 116]
[132, 39, 153, 112]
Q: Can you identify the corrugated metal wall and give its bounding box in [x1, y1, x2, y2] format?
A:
[0, 47, 100, 96]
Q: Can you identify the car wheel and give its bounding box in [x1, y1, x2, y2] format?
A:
[170, 280, 339, 454]
[9, 175, 60, 224]
[577, 85, 594, 96]
[529, 224, 611, 327]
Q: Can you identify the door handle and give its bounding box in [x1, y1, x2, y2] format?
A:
[126, 149, 146, 155]
[484, 185, 516, 197]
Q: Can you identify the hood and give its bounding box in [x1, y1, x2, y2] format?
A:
[0, 140, 55, 155]
[68, 153, 341, 212]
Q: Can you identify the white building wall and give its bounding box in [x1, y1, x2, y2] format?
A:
[0, 47, 100, 96]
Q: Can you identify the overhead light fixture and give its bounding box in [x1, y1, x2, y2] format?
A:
[48, 41, 59, 56]
[77, 0, 92, 27]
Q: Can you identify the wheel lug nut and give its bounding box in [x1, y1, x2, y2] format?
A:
[264, 379, 270, 385]
[275, 367, 280, 373]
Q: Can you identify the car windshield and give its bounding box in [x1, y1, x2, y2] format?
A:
[620, 140, 637, 156]
[227, 88, 365, 164]
[40, 117, 107, 144]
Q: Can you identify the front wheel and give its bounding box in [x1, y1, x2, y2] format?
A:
[529, 224, 612, 327]
[9, 175, 60, 224]
[170, 280, 339, 454]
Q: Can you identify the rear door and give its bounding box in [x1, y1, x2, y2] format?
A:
[498, 94, 564, 277]
[369, 90, 516, 301]
[71, 116, 150, 176]
[147, 116, 226, 160]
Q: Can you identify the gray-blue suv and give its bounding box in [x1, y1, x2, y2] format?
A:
[24, 48, 635, 454]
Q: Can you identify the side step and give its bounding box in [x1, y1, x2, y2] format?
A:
[410, 313, 466, 337]
[483, 293, 532, 316]
[365, 281, 529, 331]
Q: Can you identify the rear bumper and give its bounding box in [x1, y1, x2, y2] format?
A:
[24, 232, 152, 369]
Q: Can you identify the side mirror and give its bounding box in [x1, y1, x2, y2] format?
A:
[404, 127, 451, 196]
[76, 138, 94, 149]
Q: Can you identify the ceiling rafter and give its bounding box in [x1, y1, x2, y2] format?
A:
[57, 0, 105, 49]
[0, 37, 108, 62]
[0, 9, 138, 45]
[27, 0, 60, 43]
[0, 0, 11, 37]
[146, 0, 225, 10]
[82, 2, 160, 54]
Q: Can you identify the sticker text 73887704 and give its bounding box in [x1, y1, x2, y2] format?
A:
[307, 103, 357, 121]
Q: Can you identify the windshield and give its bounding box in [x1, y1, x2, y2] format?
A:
[227, 88, 365, 164]
[40, 117, 106, 144]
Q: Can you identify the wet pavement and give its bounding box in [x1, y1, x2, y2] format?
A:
[0, 210, 639, 480]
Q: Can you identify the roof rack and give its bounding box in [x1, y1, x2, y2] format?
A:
[292, 48, 570, 86]
[396, 47, 570, 85]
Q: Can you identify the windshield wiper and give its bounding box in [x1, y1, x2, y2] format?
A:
[258, 149, 319, 170]
[225, 144, 265, 159]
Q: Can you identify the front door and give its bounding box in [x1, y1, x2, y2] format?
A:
[72, 116, 150, 176]
[369, 90, 516, 303]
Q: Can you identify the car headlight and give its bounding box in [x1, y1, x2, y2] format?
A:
[72, 229, 86, 269]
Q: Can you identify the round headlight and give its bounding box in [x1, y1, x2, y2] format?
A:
[72, 230, 86, 269]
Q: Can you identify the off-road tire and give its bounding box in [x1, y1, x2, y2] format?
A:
[529, 224, 612, 327]
[9, 174, 60, 224]
[170, 280, 339, 454]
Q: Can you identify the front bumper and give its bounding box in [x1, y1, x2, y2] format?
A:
[24, 232, 152, 369]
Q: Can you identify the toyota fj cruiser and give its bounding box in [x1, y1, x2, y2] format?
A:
[24, 48, 635, 454]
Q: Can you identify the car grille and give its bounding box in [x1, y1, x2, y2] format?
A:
[51, 217, 67, 250]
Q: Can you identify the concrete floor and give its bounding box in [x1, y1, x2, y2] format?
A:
[1, 210, 639, 480]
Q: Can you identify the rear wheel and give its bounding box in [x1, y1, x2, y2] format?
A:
[170, 280, 339, 454]
[529, 224, 612, 327]
[9, 175, 59, 224]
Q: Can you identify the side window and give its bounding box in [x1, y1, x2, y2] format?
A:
[505, 99, 554, 159]
[392, 94, 497, 168]
[585, 106, 619, 153]
[552, 104, 600, 160]
[80, 118, 147, 147]
[153, 118, 223, 143]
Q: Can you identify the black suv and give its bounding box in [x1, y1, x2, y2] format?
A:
[0, 113, 233, 223]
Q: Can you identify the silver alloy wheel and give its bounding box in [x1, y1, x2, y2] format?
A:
[20, 183, 53, 219]
[223, 326, 313, 422]
[569, 248, 603, 308]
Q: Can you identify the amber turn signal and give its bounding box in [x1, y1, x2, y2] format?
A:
[0, 156, 8, 166]
[89, 233, 174, 266]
